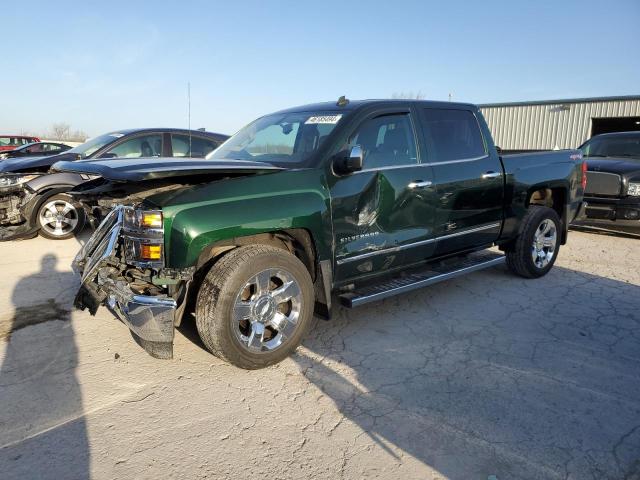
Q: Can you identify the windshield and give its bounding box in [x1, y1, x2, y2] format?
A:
[208, 111, 343, 167]
[581, 135, 640, 159]
[67, 132, 125, 158]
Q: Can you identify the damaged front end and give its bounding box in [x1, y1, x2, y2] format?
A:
[70, 178, 191, 229]
[0, 174, 40, 240]
[73, 205, 192, 359]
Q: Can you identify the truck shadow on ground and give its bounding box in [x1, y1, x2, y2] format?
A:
[0, 254, 89, 479]
[293, 264, 640, 480]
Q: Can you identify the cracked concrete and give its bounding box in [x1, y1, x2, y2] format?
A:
[0, 230, 639, 479]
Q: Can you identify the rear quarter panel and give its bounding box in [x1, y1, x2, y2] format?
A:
[160, 169, 333, 269]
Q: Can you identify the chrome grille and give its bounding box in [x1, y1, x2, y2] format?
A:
[585, 172, 621, 196]
[73, 207, 124, 282]
[81, 222, 122, 283]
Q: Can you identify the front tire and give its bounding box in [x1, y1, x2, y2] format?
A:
[36, 194, 86, 240]
[506, 206, 561, 278]
[195, 245, 315, 369]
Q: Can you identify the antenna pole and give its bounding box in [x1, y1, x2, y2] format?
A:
[188, 82, 192, 157]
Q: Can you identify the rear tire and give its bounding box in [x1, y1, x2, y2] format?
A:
[36, 194, 86, 240]
[195, 245, 315, 369]
[506, 206, 561, 278]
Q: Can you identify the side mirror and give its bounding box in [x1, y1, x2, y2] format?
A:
[75, 153, 82, 160]
[334, 145, 364, 174]
[99, 152, 118, 159]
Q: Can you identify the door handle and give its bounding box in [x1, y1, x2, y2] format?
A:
[481, 171, 502, 179]
[408, 180, 433, 189]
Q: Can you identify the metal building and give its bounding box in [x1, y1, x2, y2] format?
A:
[479, 95, 640, 152]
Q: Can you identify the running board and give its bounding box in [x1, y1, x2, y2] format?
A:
[339, 251, 505, 308]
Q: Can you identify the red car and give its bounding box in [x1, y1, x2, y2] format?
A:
[0, 135, 41, 152]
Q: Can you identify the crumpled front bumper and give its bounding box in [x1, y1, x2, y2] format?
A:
[73, 206, 177, 359]
[0, 185, 39, 240]
[0, 184, 25, 223]
[0, 222, 39, 241]
[91, 281, 176, 359]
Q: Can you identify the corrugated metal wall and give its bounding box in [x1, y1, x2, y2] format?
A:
[480, 97, 640, 150]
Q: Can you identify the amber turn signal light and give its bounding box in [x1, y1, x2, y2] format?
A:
[141, 212, 162, 228]
[140, 244, 162, 260]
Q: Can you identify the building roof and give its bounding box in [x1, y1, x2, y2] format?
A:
[480, 95, 640, 108]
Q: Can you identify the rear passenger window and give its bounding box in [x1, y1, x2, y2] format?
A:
[349, 114, 417, 169]
[422, 109, 486, 162]
[172, 134, 220, 158]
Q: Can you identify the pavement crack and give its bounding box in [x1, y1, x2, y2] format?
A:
[121, 392, 155, 404]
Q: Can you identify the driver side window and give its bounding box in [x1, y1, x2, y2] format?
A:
[349, 114, 417, 169]
[102, 134, 163, 158]
[27, 144, 44, 153]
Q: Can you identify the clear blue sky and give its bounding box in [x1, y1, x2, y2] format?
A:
[2, 0, 639, 137]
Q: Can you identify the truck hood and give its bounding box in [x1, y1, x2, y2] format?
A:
[52, 157, 285, 182]
[0, 151, 75, 174]
[586, 157, 640, 177]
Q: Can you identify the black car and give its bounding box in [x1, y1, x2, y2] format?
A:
[574, 131, 640, 231]
[0, 128, 229, 240]
[0, 141, 72, 159]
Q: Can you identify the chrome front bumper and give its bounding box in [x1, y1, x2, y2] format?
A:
[571, 198, 640, 231]
[104, 282, 176, 359]
[74, 206, 177, 359]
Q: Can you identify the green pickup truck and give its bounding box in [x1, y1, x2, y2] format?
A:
[57, 99, 586, 369]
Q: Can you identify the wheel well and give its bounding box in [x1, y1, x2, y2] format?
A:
[526, 187, 568, 243]
[195, 229, 317, 281]
[527, 187, 565, 222]
[26, 187, 74, 224]
[175, 229, 319, 326]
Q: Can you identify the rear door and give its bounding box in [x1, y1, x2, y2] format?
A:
[42, 143, 66, 155]
[169, 133, 223, 158]
[330, 108, 437, 282]
[418, 107, 503, 254]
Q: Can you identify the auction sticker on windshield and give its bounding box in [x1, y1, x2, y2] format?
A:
[305, 115, 342, 124]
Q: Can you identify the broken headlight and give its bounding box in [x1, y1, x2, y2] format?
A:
[627, 182, 640, 197]
[122, 207, 164, 268]
[0, 174, 39, 188]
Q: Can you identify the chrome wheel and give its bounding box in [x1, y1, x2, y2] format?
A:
[232, 268, 302, 353]
[531, 219, 557, 269]
[39, 199, 79, 237]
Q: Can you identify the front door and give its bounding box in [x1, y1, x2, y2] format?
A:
[329, 110, 437, 283]
[98, 133, 164, 159]
[418, 107, 504, 255]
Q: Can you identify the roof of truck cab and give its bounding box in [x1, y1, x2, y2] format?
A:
[272, 99, 478, 115]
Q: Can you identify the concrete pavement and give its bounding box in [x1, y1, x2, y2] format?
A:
[0, 230, 638, 479]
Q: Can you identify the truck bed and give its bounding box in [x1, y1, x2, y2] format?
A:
[499, 149, 584, 241]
